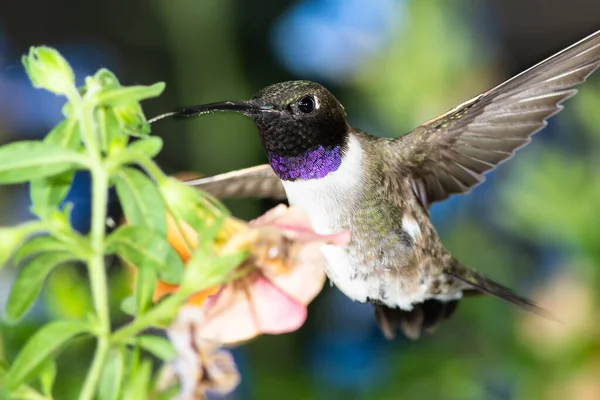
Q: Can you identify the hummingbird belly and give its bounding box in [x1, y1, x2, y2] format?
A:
[281, 136, 463, 310]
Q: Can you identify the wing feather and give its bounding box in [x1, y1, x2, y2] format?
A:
[184, 164, 286, 199]
[390, 30, 600, 207]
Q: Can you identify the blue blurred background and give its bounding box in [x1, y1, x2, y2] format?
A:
[1, 1, 599, 399]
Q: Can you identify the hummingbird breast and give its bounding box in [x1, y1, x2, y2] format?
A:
[281, 133, 464, 310]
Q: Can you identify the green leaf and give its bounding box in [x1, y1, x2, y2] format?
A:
[126, 345, 141, 378]
[120, 295, 136, 317]
[96, 83, 166, 107]
[136, 335, 176, 361]
[182, 249, 247, 295]
[99, 347, 125, 400]
[114, 168, 167, 235]
[5, 319, 90, 389]
[0, 141, 85, 184]
[22, 46, 75, 96]
[159, 177, 229, 233]
[136, 265, 156, 315]
[107, 226, 184, 284]
[0, 226, 38, 270]
[5, 252, 75, 323]
[44, 118, 81, 148]
[29, 171, 75, 218]
[30, 119, 80, 218]
[38, 358, 56, 397]
[13, 235, 71, 266]
[128, 137, 163, 159]
[122, 359, 152, 400]
[98, 106, 127, 156]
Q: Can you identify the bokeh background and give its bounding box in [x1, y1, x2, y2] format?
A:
[0, 1, 599, 399]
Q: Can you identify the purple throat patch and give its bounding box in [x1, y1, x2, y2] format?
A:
[269, 145, 342, 181]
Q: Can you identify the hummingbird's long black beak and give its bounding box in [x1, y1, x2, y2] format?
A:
[149, 101, 274, 124]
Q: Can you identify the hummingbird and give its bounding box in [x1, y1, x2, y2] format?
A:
[152, 30, 600, 339]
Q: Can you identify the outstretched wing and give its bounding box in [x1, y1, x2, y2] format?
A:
[389, 30, 600, 207]
[184, 164, 286, 199]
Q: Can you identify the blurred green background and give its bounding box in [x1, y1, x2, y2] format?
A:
[0, 1, 599, 399]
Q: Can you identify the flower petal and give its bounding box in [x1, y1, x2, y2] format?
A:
[198, 273, 309, 344]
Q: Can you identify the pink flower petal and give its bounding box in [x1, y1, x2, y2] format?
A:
[190, 204, 351, 345]
[198, 273, 309, 345]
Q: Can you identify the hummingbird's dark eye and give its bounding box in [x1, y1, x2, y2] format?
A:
[297, 96, 316, 113]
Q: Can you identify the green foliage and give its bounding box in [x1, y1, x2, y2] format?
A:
[121, 359, 152, 400]
[5, 252, 77, 323]
[0, 224, 44, 270]
[113, 168, 167, 235]
[0, 46, 242, 400]
[135, 335, 176, 361]
[5, 320, 91, 390]
[106, 226, 184, 284]
[38, 359, 57, 398]
[0, 141, 86, 184]
[98, 348, 125, 400]
[30, 118, 81, 218]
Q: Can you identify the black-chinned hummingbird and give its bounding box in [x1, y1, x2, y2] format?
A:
[152, 30, 600, 339]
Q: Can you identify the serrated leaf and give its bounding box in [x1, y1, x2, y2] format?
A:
[136, 264, 156, 315]
[5, 252, 75, 323]
[107, 226, 184, 284]
[114, 168, 167, 235]
[96, 82, 165, 107]
[0, 141, 85, 184]
[136, 335, 176, 361]
[99, 347, 125, 400]
[122, 359, 152, 400]
[38, 358, 56, 397]
[13, 235, 70, 266]
[5, 320, 90, 389]
[128, 137, 163, 158]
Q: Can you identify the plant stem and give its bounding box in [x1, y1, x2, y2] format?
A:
[77, 103, 112, 400]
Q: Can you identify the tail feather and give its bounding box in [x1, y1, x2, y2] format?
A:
[445, 260, 553, 319]
[372, 260, 553, 340]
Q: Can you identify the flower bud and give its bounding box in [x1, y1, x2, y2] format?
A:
[22, 47, 75, 96]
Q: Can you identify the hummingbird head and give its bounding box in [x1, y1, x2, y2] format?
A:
[153, 80, 351, 181]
